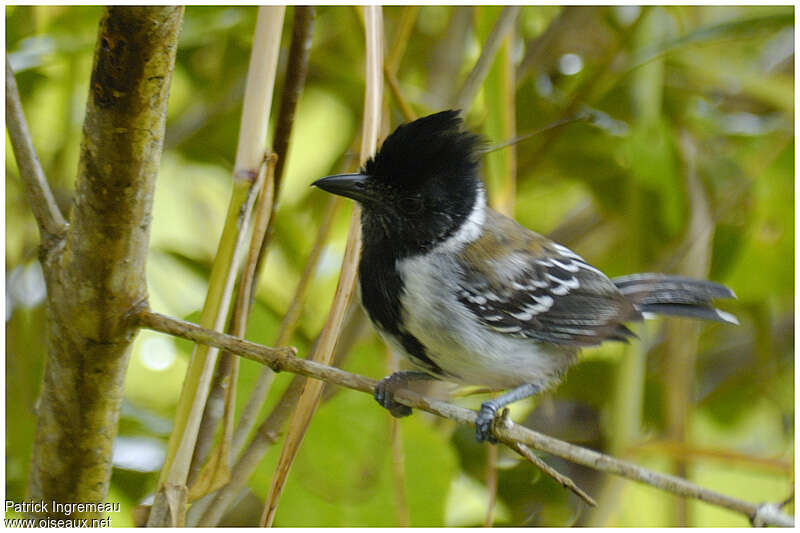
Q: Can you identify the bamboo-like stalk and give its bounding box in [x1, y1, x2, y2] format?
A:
[629, 440, 793, 475]
[587, 11, 657, 526]
[190, 300, 367, 527]
[231, 196, 341, 459]
[148, 7, 285, 526]
[259, 7, 384, 526]
[189, 155, 278, 500]
[138, 309, 795, 528]
[189, 144, 363, 527]
[192, 6, 317, 485]
[384, 5, 418, 122]
[384, 66, 416, 122]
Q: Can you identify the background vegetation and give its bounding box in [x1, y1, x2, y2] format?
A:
[6, 5, 794, 527]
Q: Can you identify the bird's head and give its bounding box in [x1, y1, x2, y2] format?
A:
[313, 110, 485, 257]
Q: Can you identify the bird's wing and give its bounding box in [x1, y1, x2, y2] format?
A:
[456, 210, 639, 346]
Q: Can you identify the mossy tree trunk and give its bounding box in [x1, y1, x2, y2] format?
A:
[26, 6, 183, 520]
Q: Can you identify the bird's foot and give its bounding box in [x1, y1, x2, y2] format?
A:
[475, 401, 499, 443]
[374, 373, 413, 418]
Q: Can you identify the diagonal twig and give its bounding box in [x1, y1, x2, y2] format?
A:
[454, 6, 520, 112]
[506, 434, 597, 507]
[384, 65, 416, 122]
[6, 57, 68, 242]
[385, 5, 418, 74]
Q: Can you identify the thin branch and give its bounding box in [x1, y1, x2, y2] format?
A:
[519, 8, 648, 184]
[138, 310, 296, 365]
[138, 308, 795, 528]
[385, 5, 418, 74]
[516, 6, 581, 88]
[272, 5, 315, 192]
[629, 440, 793, 475]
[384, 5, 418, 123]
[251, 6, 316, 287]
[483, 112, 591, 154]
[6, 57, 68, 242]
[384, 65, 416, 122]
[508, 439, 596, 508]
[454, 6, 520, 112]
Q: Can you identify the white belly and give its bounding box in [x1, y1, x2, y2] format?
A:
[395, 252, 576, 390]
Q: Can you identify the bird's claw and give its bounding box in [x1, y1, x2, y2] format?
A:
[374, 375, 412, 418]
[475, 402, 499, 443]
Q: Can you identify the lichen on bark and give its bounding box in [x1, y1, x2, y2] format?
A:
[26, 6, 184, 520]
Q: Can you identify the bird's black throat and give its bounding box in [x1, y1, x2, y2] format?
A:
[357, 233, 445, 376]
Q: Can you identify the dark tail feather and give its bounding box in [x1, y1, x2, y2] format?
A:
[613, 273, 738, 325]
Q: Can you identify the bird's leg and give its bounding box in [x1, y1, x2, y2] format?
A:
[475, 383, 541, 443]
[374, 370, 433, 418]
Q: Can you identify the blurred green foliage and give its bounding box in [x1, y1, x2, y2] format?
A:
[5, 5, 793, 527]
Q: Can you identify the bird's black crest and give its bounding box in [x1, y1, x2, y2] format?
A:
[364, 110, 483, 188]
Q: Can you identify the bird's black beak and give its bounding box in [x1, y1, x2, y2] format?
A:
[312, 173, 374, 204]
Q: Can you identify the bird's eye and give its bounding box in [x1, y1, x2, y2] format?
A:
[399, 197, 423, 214]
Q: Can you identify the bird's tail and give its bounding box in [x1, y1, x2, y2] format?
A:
[613, 273, 738, 325]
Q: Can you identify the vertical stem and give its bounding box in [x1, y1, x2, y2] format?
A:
[148, 6, 285, 527]
[385, 5, 418, 73]
[189, 155, 277, 497]
[587, 8, 656, 525]
[664, 130, 713, 526]
[386, 346, 410, 526]
[252, 5, 316, 285]
[259, 6, 384, 526]
[484, 444, 499, 526]
[480, 10, 517, 522]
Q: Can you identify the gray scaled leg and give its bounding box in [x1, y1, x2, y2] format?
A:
[374, 370, 434, 418]
[475, 383, 541, 443]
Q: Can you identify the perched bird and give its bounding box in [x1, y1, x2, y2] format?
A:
[313, 110, 737, 443]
